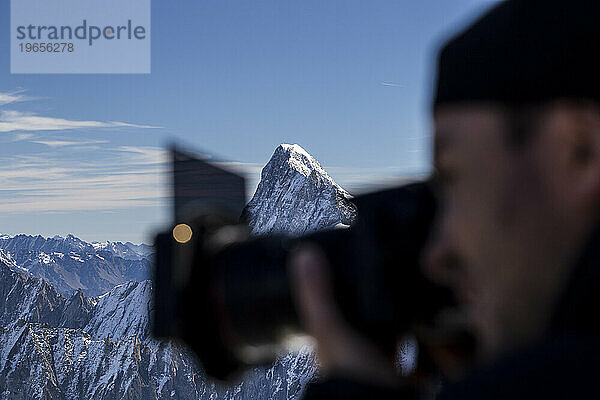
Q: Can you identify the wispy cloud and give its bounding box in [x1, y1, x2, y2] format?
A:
[0, 147, 169, 213]
[1, 89, 160, 133]
[31, 139, 109, 147]
[380, 82, 404, 88]
[115, 146, 169, 165]
[11, 132, 35, 142]
[0, 90, 31, 106]
[0, 145, 269, 214]
[0, 110, 161, 133]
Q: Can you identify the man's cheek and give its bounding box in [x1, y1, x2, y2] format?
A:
[452, 203, 489, 255]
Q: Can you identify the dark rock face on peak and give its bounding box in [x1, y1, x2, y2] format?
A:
[242, 144, 357, 236]
[59, 289, 95, 329]
[0, 259, 64, 328]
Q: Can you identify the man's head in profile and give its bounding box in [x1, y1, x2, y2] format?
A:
[424, 0, 600, 362]
[292, 2, 600, 397]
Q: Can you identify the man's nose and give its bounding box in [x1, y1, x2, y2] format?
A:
[422, 229, 461, 290]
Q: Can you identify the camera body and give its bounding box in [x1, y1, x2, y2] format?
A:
[152, 148, 452, 381]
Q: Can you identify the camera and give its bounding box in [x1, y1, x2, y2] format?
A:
[152, 147, 453, 381]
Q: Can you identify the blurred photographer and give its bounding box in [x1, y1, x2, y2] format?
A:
[293, 1, 600, 398]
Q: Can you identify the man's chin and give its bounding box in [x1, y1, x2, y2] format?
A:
[465, 302, 502, 362]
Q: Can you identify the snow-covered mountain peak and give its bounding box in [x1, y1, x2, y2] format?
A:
[277, 143, 319, 176]
[270, 143, 350, 196]
[279, 143, 309, 156]
[243, 144, 357, 236]
[62, 234, 91, 251]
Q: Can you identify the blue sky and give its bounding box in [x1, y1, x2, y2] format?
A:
[0, 0, 498, 243]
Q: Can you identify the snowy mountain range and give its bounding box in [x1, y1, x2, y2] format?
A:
[0, 235, 152, 297]
[0, 144, 353, 400]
